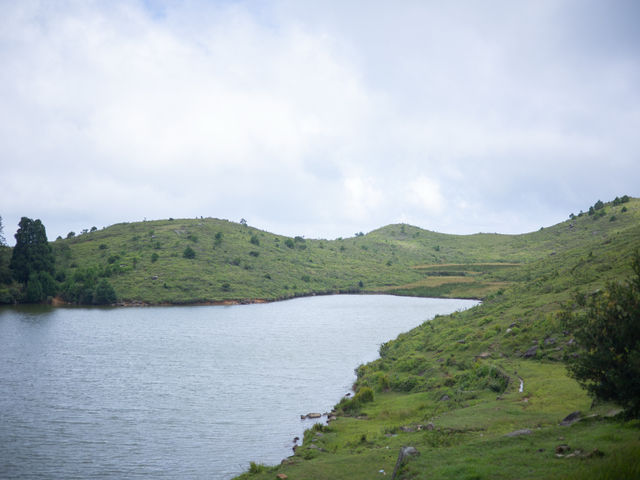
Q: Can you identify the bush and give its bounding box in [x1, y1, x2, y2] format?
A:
[284, 238, 294, 249]
[94, 279, 117, 305]
[250, 234, 260, 246]
[561, 252, 640, 417]
[183, 246, 196, 259]
[338, 386, 375, 413]
[151, 253, 159, 263]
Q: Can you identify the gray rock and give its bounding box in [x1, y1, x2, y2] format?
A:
[440, 394, 450, 402]
[523, 346, 538, 358]
[560, 411, 581, 426]
[392, 446, 419, 480]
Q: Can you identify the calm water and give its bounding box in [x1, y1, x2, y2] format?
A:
[0, 295, 477, 479]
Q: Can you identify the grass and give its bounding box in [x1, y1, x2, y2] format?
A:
[228, 196, 640, 479]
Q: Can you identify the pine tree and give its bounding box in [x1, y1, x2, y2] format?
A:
[10, 217, 55, 283]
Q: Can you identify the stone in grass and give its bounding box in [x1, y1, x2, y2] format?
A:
[392, 446, 420, 480]
[276, 474, 288, 480]
[560, 411, 581, 426]
[523, 345, 538, 358]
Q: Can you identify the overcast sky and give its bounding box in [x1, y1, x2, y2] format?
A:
[1, 0, 639, 244]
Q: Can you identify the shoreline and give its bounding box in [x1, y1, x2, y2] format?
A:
[40, 290, 482, 308]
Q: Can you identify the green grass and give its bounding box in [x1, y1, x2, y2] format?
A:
[227, 197, 640, 479]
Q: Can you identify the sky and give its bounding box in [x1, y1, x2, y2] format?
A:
[1, 0, 639, 244]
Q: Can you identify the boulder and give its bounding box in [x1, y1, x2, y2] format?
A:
[439, 394, 450, 402]
[306, 412, 322, 419]
[523, 346, 538, 358]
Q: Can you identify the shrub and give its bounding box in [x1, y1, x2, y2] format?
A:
[250, 234, 260, 246]
[99, 244, 107, 250]
[94, 279, 117, 305]
[248, 461, 266, 474]
[183, 246, 196, 259]
[151, 253, 159, 263]
[284, 238, 294, 249]
[561, 252, 640, 417]
[338, 386, 375, 413]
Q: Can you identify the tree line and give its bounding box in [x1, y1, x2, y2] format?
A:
[0, 216, 116, 305]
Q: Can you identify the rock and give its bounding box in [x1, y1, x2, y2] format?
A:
[585, 448, 604, 458]
[300, 415, 306, 420]
[293, 437, 299, 443]
[276, 474, 288, 479]
[544, 337, 556, 345]
[306, 412, 322, 419]
[523, 346, 538, 358]
[560, 411, 581, 426]
[391, 446, 419, 480]
[506, 328, 512, 333]
[565, 450, 583, 458]
[567, 338, 575, 346]
[505, 429, 532, 437]
[509, 322, 519, 328]
[604, 408, 623, 418]
[424, 423, 435, 430]
[400, 426, 415, 433]
[555, 444, 571, 454]
[439, 394, 450, 402]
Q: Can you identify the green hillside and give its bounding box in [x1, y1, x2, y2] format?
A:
[231, 197, 640, 480]
[41, 195, 639, 307]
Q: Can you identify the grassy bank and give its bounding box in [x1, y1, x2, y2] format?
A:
[232, 197, 640, 479]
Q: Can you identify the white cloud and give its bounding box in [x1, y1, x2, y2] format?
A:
[0, 0, 639, 242]
[407, 176, 444, 214]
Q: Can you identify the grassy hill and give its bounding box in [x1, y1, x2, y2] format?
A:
[34, 195, 637, 309]
[228, 197, 640, 480]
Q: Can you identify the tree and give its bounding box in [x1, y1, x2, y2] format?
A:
[94, 279, 117, 305]
[10, 217, 55, 283]
[561, 252, 640, 417]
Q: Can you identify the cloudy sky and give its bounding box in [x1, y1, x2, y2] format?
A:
[1, 0, 639, 244]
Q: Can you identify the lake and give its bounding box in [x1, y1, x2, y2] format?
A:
[0, 294, 478, 479]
